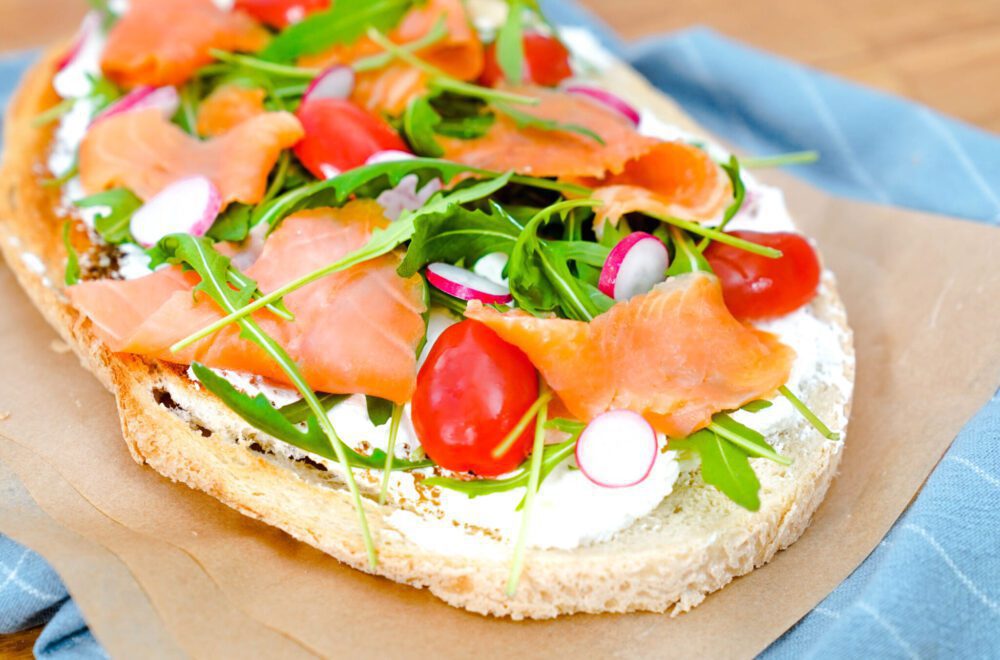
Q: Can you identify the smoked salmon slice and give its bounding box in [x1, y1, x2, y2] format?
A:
[466, 273, 793, 438]
[439, 87, 660, 178]
[196, 84, 267, 136]
[586, 142, 732, 227]
[101, 0, 269, 88]
[68, 202, 427, 403]
[300, 0, 484, 115]
[79, 107, 303, 206]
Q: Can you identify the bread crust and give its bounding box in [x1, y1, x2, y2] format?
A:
[0, 47, 854, 620]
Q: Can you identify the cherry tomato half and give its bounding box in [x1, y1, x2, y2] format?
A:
[234, 0, 330, 29]
[479, 32, 573, 88]
[293, 98, 409, 180]
[411, 320, 540, 476]
[704, 230, 821, 320]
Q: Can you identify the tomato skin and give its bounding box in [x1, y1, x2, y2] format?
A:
[234, 0, 330, 29]
[479, 32, 573, 88]
[411, 320, 540, 476]
[293, 98, 409, 180]
[704, 230, 822, 320]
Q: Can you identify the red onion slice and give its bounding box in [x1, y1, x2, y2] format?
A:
[576, 410, 658, 488]
[92, 86, 180, 125]
[130, 176, 223, 247]
[564, 84, 641, 126]
[426, 262, 514, 304]
[302, 65, 355, 104]
[598, 232, 670, 301]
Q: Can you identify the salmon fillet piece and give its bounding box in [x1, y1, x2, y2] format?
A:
[467, 273, 793, 437]
[68, 202, 427, 403]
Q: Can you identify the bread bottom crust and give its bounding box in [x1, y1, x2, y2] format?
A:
[0, 50, 855, 620]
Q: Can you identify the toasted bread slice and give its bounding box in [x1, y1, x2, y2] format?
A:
[0, 33, 854, 619]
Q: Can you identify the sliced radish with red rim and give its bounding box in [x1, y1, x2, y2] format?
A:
[130, 176, 223, 247]
[576, 410, 658, 488]
[302, 65, 355, 104]
[426, 262, 514, 305]
[564, 84, 641, 127]
[93, 86, 180, 125]
[56, 12, 101, 73]
[599, 232, 670, 301]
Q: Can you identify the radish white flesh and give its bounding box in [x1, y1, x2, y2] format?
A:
[93, 86, 180, 125]
[365, 149, 416, 166]
[599, 232, 670, 301]
[564, 84, 641, 127]
[426, 262, 514, 304]
[53, 12, 104, 99]
[576, 410, 658, 488]
[303, 65, 355, 104]
[375, 173, 441, 221]
[56, 12, 99, 72]
[130, 177, 223, 247]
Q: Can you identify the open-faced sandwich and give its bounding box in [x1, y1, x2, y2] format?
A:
[0, 0, 854, 619]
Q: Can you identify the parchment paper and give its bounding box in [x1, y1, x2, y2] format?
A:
[1, 172, 999, 658]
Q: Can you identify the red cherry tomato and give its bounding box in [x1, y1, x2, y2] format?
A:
[293, 98, 409, 180]
[479, 32, 573, 88]
[234, 0, 330, 29]
[411, 320, 540, 476]
[704, 230, 821, 320]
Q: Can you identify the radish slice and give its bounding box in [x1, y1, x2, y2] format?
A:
[599, 232, 670, 301]
[56, 12, 100, 72]
[576, 410, 658, 488]
[93, 86, 180, 125]
[564, 84, 641, 127]
[53, 12, 104, 99]
[130, 176, 222, 247]
[426, 262, 514, 304]
[302, 65, 355, 104]
[375, 174, 441, 221]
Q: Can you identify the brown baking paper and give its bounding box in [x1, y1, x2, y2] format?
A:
[1, 172, 999, 659]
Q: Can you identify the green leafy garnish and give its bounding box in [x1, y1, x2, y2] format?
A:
[366, 396, 394, 427]
[379, 404, 405, 505]
[508, 199, 609, 321]
[674, 429, 762, 511]
[496, 0, 526, 85]
[402, 96, 447, 157]
[155, 235, 378, 566]
[74, 188, 142, 245]
[741, 151, 820, 169]
[278, 393, 348, 424]
[494, 102, 605, 145]
[192, 364, 429, 472]
[32, 99, 75, 128]
[262, 0, 415, 62]
[61, 221, 80, 286]
[207, 204, 252, 242]
[779, 385, 840, 440]
[490, 386, 552, 459]
[398, 201, 522, 276]
[506, 384, 550, 596]
[697, 156, 746, 251]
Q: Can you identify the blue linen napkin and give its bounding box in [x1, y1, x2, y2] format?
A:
[2, 4, 1000, 655]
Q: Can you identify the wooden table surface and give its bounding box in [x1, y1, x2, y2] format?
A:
[0, 0, 997, 655]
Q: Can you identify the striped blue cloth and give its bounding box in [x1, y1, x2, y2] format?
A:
[4, 2, 1000, 655]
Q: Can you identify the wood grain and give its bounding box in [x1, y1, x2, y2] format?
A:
[0, 0, 995, 655]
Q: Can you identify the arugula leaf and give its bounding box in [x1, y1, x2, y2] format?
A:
[156, 235, 379, 565]
[424, 436, 576, 501]
[32, 98, 75, 128]
[366, 396, 394, 427]
[402, 96, 446, 157]
[74, 188, 142, 245]
[262, 0, 414, 62]
[680, 429, 762, 512]
[398, 201, 522, 276]
[697, 156, 746, 251]
[192, 364, 429, 470]
[207, 204, 252, 242]
[508, 199, 609, 320]
[494, 102, 605, 145]
[432, 94, 495, 139]
[709, 413, 789, 465]
[496, 0, 526, 85]
[779, 385, 840, 440]
[62, 221, 80, 286]
[278, 393, 348, 424]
